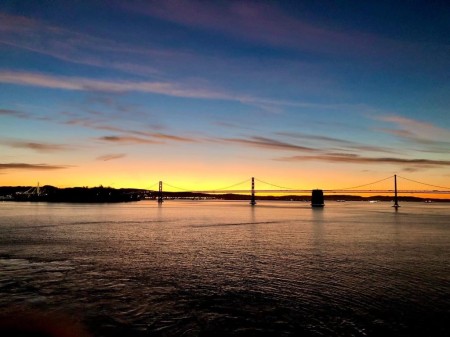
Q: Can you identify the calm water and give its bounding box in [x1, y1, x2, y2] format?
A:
[0, 200, 449, 336]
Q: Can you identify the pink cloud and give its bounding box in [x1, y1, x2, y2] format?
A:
[0, 13, 163, 76]
[123, 0, 405, 60]
[0, 71, 235, 100]
[0, 71, 354, 112]
[377, 115, 450, 142]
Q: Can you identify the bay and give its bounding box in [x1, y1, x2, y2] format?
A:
[0, 200, 449, 336]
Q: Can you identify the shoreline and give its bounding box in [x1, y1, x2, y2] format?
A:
[1, 185, 449, 203]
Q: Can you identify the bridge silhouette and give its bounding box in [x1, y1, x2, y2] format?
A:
[147, 175, 450, 207]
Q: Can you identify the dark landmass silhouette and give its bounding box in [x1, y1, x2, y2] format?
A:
[0, 185, 141, 203]
[0, 186, 449, 203]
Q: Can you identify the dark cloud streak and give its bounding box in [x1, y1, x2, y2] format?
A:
[4, 141, 72, 152]
[276, 131, 397, 154]
[96, 153, 126, 161]
[0, 163, 71, 170]
[97, 136, 162, 144]
[0, 108, 31, 119]
[277, 154, 450, 167]
[66, 118, 197, 143]
[223, 136, 316, 152]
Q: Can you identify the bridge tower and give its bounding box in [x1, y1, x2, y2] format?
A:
[158, 181, 164, 203]
[393, 174, 400, 209]
[250, 177, 256, 205]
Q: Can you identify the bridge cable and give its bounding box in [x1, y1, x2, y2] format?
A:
[334, 175, 394, 191]
[147, 182, 160, 190]
[212, 178, 252, 191]
[163, 183, 193, 192]
[254, 178, 297, 190]
[397, 176, 450, 190]
[162, 179, 252, 193]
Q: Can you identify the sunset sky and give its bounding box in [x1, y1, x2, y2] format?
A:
[1, 0, 449, 192]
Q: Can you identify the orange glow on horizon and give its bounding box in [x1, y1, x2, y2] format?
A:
[1, 161, 449, 200]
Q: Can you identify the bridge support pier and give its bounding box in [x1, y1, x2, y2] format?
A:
[311, 189, 324, 207]
[158, 181, 164, 203]
[250, 177, 256, 206]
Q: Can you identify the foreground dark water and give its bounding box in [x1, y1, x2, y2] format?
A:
[0, 201, 449, 336]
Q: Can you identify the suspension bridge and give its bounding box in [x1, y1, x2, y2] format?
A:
[147, 175, 450, 208]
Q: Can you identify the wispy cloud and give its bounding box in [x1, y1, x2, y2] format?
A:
[221, 133, 397, 156]
[102, 127, 197, 143]
[0, 163, 71, 170]
[276, 131, 354, 145]
[65, 118, 197, 143]
[122, 0, 433, 64]
[0, 12, 348, 109]
[0, 13, 161, 76]
[0, 108, 31, 119]
[222, 136, 316, 152]
[277, 153, 450, 168]
[1, 140, 72, 152]
[239, 97, 370, 113]
[150, 133, 195, 142]
[0, 71, 370, 114]
[123, 1, 361, 54]
[0, 71, 237, 100]
[276, 131, 398, 154]
[97, 135, 162, 144]
[377, 115, 450, 141]
[96, 153, 126, 161]
[375, 115, 450, 153]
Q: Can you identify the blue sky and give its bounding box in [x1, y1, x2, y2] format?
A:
[0, 0, 449, 189]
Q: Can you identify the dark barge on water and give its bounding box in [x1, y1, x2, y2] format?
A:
[311, 189, 325, 207]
